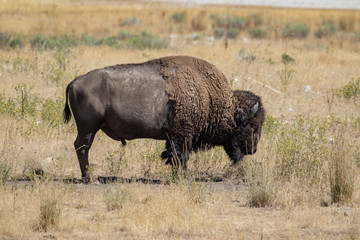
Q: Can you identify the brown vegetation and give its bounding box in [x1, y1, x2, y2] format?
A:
[0, 0, 360, 239]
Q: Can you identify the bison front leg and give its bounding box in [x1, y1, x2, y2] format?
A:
[161, 136, 192, 173]
[224, 143, 244, 167]
[74, 131, 98, 183]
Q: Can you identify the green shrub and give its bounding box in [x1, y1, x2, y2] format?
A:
[353, 31, 360, 42]
[248, 28, 267, 38]
[127, 31, 167, 49]
[30, 34, 50, 50]
[97, 36, 120, 47]
[281, 53, 295, 64]
[211, 14, 248, 30]
[214, 27, 240, 39]
[227, 28, 240, 39]
[120, 16, 140, 26]
[249, 14, 263, 27]
[275, 117, 331, 184]
[117, 30, 134, 40]
[283, 23, 310, 38]
[8, 35, 24, 49]
[81, 34, 100, 46]
[30, 34, 79, 50]
[52, 35, 79, 49]
[314, 21, 336, 38]
[214, 28, 226, 38]
[170, 11, 187, 23]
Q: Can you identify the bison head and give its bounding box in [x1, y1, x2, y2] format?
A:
[224, 90, 265, 165]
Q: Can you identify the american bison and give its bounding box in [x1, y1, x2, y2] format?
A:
[63, 56, 265, 181]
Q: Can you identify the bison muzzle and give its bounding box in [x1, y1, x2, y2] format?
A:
[63, 56, 265, 181]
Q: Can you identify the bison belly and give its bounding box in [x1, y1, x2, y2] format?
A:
[101, 68, 171, 141]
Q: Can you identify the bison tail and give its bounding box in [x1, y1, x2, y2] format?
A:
[63, 83, 72, 124]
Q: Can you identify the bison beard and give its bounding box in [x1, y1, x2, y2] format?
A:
[63, 56, 265, 181]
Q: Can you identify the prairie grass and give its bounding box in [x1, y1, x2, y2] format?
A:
[0, 0, 359, 239]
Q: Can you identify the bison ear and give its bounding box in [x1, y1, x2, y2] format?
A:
[248, 102, 259, 119]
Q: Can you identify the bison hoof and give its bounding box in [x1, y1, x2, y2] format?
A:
[81, 176, 91, 184]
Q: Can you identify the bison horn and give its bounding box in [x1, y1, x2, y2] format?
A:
[249, 102, 259, 118]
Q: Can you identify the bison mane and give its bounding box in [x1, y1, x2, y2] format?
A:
[158, 56, 236, 144]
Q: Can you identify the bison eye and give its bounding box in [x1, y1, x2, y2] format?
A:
[242, 119, 249, 127]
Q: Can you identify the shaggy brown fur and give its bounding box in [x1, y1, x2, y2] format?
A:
[158, 56, 236, 144]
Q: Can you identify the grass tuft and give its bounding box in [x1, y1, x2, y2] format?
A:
[330, 135, 355, 203]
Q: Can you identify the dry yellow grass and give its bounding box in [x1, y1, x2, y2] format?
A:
[0, 0, 360, 239]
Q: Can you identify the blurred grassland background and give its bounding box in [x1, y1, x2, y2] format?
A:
[0, 0, 360, 239]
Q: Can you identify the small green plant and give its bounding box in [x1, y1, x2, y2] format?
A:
[120, 16, 140, 26]
[333, 77, 360, 102]
[0, 162, 11, 185]
[263, 114, 280, 133]
[278, 53, 296, 86]
[329, 137, 354, 203]
[170, 11, 187, 23]
[0, 93, 15, 115]
[41, 97, 64, 126]
[353, 31, 360, 42]
[103, 186, 131, 211]
[104, 148, 126, 175]
[278, 67, 295, 87]
[281, 53, 295, 64]
[248, 28, 267, 39]
[13, 83, 39, 116]
[45, 49, 73, 84]
[38, 197, 62, 232]
[283, 23, 310, 38]
[314, 21, 336, 38]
